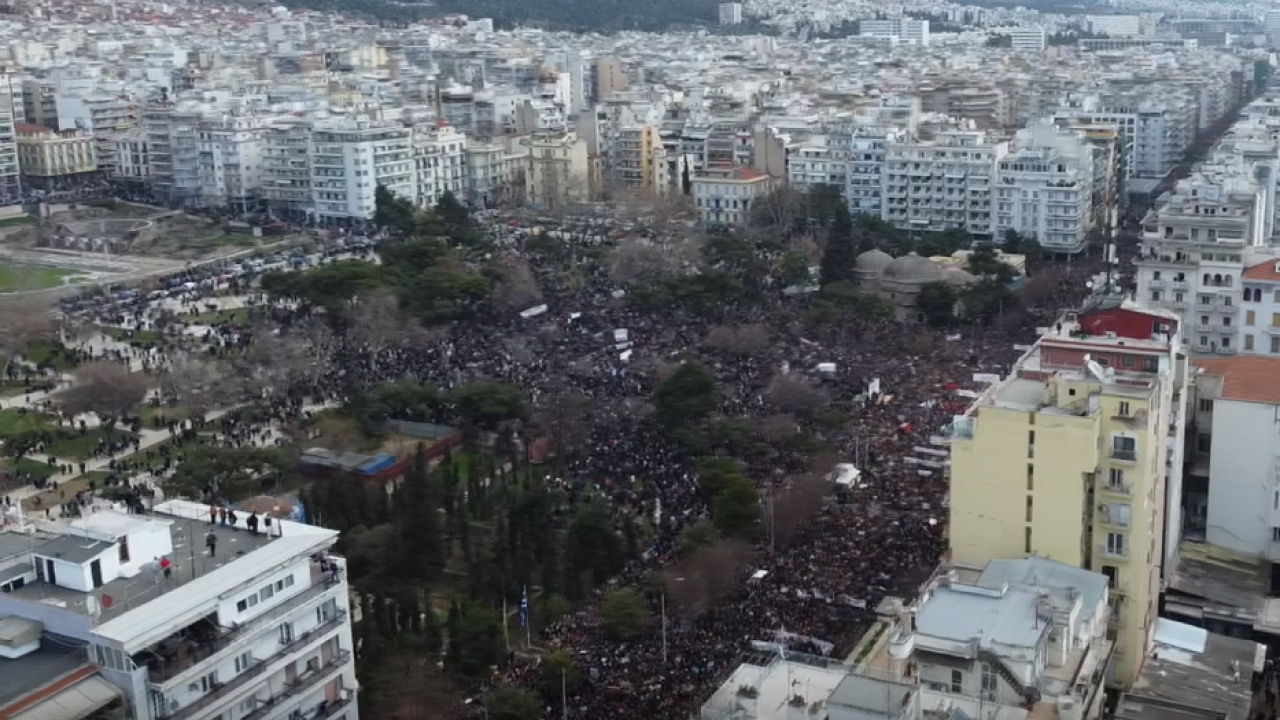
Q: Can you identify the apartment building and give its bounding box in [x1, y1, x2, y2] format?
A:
[465, 139, 527, 208]
[15, 123, 97, 189]
[612, 124, 668, 197]
[994, 121, 1098, 254]
[310, 118, 413, 224]
[261, 117, 313, 221]
[198, 114, 265, 213]
[1008, 26, 1048, 52]
[413, 124, 467, 209]
[524, 130, 590, 208]
[846, 126, 905, 217]
[948, 301, 1189, 688]
[594, 58, 628, 101]
[857, 19, 930, 46]
[882, 129, 1007, 238]
[692, 165, 775, 226]
[114, 132, 149, 184]
[1238, 259, 1280, 355]
[718, 2, 743, 26]
[1056, 88, 1197, 180]
[1134, 167, 1264, 355]
[0, 77, 21, 203]
[0, 499, 357, 720]
[54, 90, 137, 177]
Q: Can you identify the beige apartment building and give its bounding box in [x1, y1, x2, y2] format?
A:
[524, 131, 590, 208]
[15, 122, 97, 188]
[595, 58, 628, 100]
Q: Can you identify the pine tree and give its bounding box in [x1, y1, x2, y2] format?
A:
[396, 447, 444, 582]
[820, 204, 858, 286]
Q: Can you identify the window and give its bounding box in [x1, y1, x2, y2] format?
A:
[1027, 464, 1034, 491]
[198, 671, 217, 693]
[1272, 336, 1280, 354]
[279, 622, 295, 644]
[259, 585, 274, 603]
[951, 669, 964, 694]
[119, 537, 130, 564]
[1199, 399, 1213, 413]
[1102, 502, 1131, 527]
[1273, 527, 1280, 542]
[1196, 434, 1212, 453]
[1121, 355, 1134, 367]
[1024, 527, 1032, 554]
[1247, 310, 1256, 326]
[236, 593, 260, 613]
[1102, 565, 1118, 588]
[238, 697, 258, 714]
[1111, 436, 1136, 461]
[1246, 335, 1255, 351]
[1026, 495, 1034, 522]
[234, 652, 253, 674]
[1117, 401, 1130, 416]
[1105, 532, 1126, 557]
[981, 663, 998, 694]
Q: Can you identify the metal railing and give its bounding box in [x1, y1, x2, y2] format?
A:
[1109, 448, 1137, 462]
[157, 612, 347, 720]
[146, 575, 342, 684]
[1098, 544, 1129, 560]
[242, 650, 353, 720]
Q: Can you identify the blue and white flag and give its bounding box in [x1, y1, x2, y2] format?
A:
[519, 586, 529, 628]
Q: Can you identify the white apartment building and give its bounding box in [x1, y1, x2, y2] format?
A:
[718, 2, 743, 26]
[846, 127, 904, 217]
[1188, 355, 1280, 562]
[0, 499, 357, 720]
[858, 19, 930, 46]
[413, 124, 467, 209]
[1057, 90, 1196, 180]
[1238, 258, 1280, 355]
[0, 76, 21, 202]
[54, 90, 137, 177]
[524, 131, 590, 208]
[882, 129, 1007, 238]
[198, 114, 266, 213]
[1085, 14, 1142, 37]
[692, 165, 775, 226]
[1008, 26, 1047, 52]
[261, 117, 313, 221]
[788, 138, 846, 194]
[310, 118, 413, 224]
[994, 121, 1097, 254]
[115, 132, 149, 183]
[1135, 168, 1265, 355]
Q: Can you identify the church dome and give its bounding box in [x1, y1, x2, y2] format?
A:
[942, 266, 978, 286]
[881, 252, 943, 283]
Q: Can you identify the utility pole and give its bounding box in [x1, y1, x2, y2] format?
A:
[661, 593, 668, 664]
[561, 668, 568, 720]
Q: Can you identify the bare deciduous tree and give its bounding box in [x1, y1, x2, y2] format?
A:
[756, 413, 799, 443]
[533, 384, 593, 459]
[159, 355, 240, 420]
[769, 472, 830, 550]
[764, 374, 829, 416]
[703, 324, 771, 356]
[489, 257, 544, 312]
[662, 538, 755, 619]
[0, 294, 54, 375]
[347, 290, 429, 353]
[58, 362, 149, 425]
[608, 239, 700, 286]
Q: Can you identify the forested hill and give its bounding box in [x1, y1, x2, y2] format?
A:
[271, 0, 720, 31]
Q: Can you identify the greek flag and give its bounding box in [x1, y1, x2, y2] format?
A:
[519, 586, 529, 628]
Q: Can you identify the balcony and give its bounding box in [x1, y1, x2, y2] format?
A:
[1101, 481, 1131, 496]
[143, 574, 343, 684]
[1099, 544, 1129, 560]
[1171, 281, 1189, 290]
[155, 611, 348, 720]
[1267, 327, 1280, 336]
[1148, 280, 1165, 289]
[1110, 447, 1137, 463]
[1196, 324, 1212, 333]
[242, 650, 354, 720]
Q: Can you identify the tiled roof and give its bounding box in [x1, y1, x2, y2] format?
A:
[1193, 356, 1280, 405]
[1242, 259, 1280, 282]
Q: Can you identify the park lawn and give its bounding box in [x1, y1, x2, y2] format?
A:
[0, 457, 58, 480]
[0, 379, 55, 398]
[0, 215, 34, 228]
[190, 307, 251, 325]
[23, 342, 79, 371]
[46, 427, 137, 462]
[137, 402, 189, 425]
[21, 473, 93, 511]
[0, 264, 80, 292]
[101, 327, 162, 344]
[0, 407, 52, 438]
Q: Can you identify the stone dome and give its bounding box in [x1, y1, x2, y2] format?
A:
[855, 248, 894, 273]
[881, 252, 943, 283]
[942, 266, 978, 286]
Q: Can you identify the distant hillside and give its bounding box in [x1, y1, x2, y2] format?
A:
[274, 0, 720, 30]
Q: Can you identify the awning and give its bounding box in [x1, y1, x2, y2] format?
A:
[9, 675, 121, 720]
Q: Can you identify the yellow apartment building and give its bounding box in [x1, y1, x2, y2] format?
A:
[15, 123, 98, 188]
[949, 299, 1189, 690]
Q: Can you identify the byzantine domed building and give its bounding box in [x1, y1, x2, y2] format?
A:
[854, 249, 979, 321]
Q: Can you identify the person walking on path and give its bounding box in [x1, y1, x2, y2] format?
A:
[205, 530, 218, 557]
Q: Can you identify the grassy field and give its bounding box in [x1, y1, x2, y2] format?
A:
[0, 215, 35, 228]
[101, 327, 162, 344]
[23, 342, 79, 371]
[0, 264, 82, 292]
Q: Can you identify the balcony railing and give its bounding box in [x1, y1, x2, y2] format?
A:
[1101, 481, 1131, 496]
[1099, 544, 1129, 560]
[1110, 448, 1137, 462]
[145, 574, 342, 684]
[156, 611, 348, 720]
[242, 650, 354, 720]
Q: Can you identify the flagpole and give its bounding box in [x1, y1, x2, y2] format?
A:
[502, 597, 511, 653]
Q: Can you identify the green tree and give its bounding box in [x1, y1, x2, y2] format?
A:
[820, 204, 857, 286]
[374, 185, 418, 237]
[775, 251, 814, 288]
[448, 382, 528, 432]
[1001, 229, 1023, 254]
[564, 502, 624, 598]
[161, 445, 291, 502]
[487, 685, 541, 720]
[599, 588, 648, 641]
[654, 360, 717, 430]
[435, 191, 483, 248]
[539, 649, 583, 698]
[450, 602, 503, 677]
[395, 448, 444, 582]
[917, 281, 959, 327]
[711, 474, 761, 537]
[963, 279, 1018, 325]
[966, 245, 1016, 283]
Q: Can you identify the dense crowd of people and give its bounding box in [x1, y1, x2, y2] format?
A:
[24, 218, 1108, 720]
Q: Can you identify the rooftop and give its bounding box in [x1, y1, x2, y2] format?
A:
[1165, 541, 1280, 634]
[1192, 356, 1280, 406]
[1119, 618, 1262, 720]
[5, 507, 278, 623]
[1242, 259, 1280, 282]
[0, 636, 93, 713]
